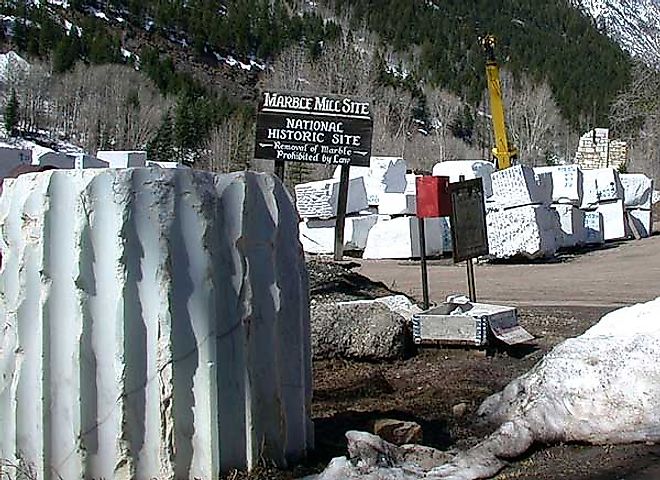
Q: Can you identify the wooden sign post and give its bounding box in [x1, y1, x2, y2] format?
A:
[254, 91, 373, 260]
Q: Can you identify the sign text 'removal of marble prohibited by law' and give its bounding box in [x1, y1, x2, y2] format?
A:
[254, 91, 373, 167]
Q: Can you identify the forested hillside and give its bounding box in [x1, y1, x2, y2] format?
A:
[0, 0, 642, 178]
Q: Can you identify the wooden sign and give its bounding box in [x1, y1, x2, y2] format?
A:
[255, 91, 373, 167]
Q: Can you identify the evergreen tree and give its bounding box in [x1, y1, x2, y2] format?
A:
[4, 89, 19, 136]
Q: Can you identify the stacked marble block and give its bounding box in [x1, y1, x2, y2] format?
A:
[620, 173, 654, 237]
[534, 165, 589, 248]
[580, 168, 627, 241]
[487, 165, 560, 259]
[295, 175, 372, 254]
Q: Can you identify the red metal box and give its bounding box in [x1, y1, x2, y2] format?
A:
[416, 176, 451, 218]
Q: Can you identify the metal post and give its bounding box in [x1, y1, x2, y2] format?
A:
[418, 216, 430, 310]
[274, 160, 285, 181]
[467, 257, 476, 302]
[334, 165, 350, 261]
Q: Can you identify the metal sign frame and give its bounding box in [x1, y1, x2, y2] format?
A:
[449, 178, 489, 263]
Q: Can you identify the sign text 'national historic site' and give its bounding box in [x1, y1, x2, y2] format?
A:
[255, 91, 373, 167]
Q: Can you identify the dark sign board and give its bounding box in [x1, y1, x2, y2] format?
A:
[254, 91, 373, 167]
[449, 178, 489, 262]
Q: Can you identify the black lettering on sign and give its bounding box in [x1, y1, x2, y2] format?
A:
[255, 91, 373, 167]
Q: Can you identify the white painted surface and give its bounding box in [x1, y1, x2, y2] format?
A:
[362, 216, 444, 259]
[534, 165, 583, 205]
[146, 160, 188, 169]
[490, 165, 552, 208]
[299, 214, 378, 254]
[332, 156, 407, 205]
[294, 177, 369, 219]
[595, 199, 626, 241]
[626, 208, 652, 237]
[0, 169, 312, 478]
[0, 147, 31, 178]
[486, 204, 559, 259]
[551, 204, 586, 248]
[431, 160, 495, 197]
[96, 150, 147, 168]
[583, 210, 605, 244]
[620, 173, 653, 209]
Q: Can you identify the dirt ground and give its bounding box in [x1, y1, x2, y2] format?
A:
[226, 232, 660, 479]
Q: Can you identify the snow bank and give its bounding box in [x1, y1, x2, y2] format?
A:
[378, 192, 416, 215]
[295, 177, 369, 219]
[432, 160, 495, 197]
[0, 169, 313, 478]
[333, 156, 407, 205]
[486, 205, 559, 259]
[0, 51, 29, 83]
[310, 297, 660, 480]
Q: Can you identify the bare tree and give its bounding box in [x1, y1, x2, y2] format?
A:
[198, 110, 254, 173]
[609, 62, 660, 181]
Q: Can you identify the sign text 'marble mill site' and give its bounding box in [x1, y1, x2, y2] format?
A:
[255, 92, 373, 167]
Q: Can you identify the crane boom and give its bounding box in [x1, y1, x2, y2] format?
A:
[482, 35, 517, 170]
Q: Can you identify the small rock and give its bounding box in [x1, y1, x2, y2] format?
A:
[373, 418, 423, 446]
[452, 402, 468, 418]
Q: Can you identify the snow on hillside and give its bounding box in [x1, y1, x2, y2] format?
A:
[0, 51, 29, 84]
[572, 0, 660, 67]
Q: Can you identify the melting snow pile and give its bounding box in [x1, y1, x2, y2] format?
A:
[308, 297, 660, 480]
[0, 169, 313, 479]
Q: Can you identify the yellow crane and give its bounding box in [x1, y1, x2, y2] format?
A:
[481, 35, 517, 170]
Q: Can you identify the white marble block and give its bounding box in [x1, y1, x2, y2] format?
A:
[490, 165, 552, 208]
[362, 216, 444, 259]
[0, 169, 313, 478]
[534, 165, 583, 205]
[35, 151, 75, 169]
[295, 177, 369, 219]
[486, 205, 559, 259]
[0, 146, 31, 178]
[378, 192, 416, 215]
[74, 154, 109, 169]
[332, 156, 407, 205]
[96, 150, 147, 168]
[299, 214, 378, 254]
[620, 173, 653, 209]
[432, 160, 495, 197]
[581, 168, 624, 208]
[146, 160, 188, 169]
[595, 199, 626, 241]
[583, 210, 605, 244]
[551, 204, 586, 248]
[626, 208, 652, 238]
